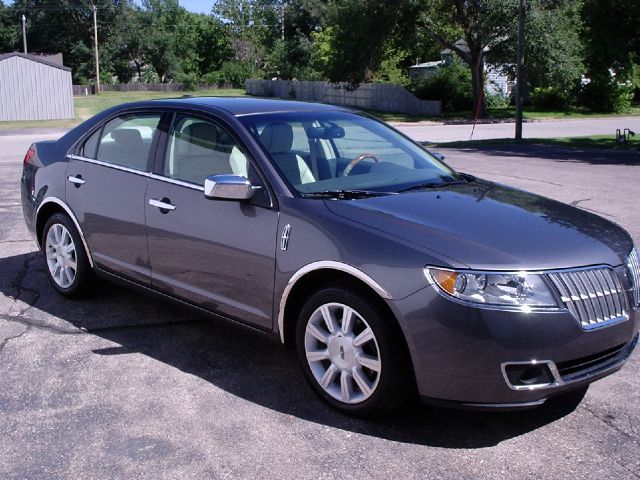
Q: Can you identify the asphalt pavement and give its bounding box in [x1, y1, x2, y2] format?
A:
[0, 129, 639, 479]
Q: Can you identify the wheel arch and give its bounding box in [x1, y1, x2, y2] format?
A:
[278, 262, 395, 347]
[36, 197, 94, 268]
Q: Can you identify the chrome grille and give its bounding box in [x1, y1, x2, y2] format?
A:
[627, 248, 640, 308]
[547, 267, 628, 330]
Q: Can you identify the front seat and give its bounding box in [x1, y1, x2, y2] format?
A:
[258, 122, 315, 186]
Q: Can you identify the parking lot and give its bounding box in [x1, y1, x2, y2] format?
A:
[0, 130, 639, 479]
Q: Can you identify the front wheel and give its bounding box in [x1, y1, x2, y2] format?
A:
[296, 284, 411, 417]
[41, 213, 92, 297]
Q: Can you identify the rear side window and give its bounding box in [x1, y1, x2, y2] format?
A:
[94, 113, 162, 171]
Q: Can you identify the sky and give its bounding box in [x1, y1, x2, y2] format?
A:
[179, 1, 214, 14]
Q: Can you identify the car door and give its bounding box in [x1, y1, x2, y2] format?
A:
[145, 113, 278, 330]
[66, 111, 163, 284]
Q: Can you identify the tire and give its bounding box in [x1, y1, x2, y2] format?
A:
[41, 213, 92, 298]
[295, 283, 411, 417]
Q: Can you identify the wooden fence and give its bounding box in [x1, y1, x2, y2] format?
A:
[72, 83, 235, 96]
[245, 80, 442, 116]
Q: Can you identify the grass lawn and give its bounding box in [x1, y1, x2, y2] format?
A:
[0, 88, 246, 130]
[431, 134, 640, 151]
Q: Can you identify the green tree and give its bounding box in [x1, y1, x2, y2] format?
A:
[581, 0, 639, 111]
[0, 1, 19, 52]
[419, 0, 516, 117]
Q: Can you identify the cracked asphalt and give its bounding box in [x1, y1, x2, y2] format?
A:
[0, 131, 639, 480]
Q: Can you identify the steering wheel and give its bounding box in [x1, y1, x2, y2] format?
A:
[342, 153, 379, 176]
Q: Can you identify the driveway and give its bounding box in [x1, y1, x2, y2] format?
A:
[0, 132, 638, 479]
[393, 115, 640, 142]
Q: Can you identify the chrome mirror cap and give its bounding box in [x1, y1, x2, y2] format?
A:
[204, 175, 256, 201]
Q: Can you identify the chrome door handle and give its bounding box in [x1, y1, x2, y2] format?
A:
[67, 175, 86, 186]
[149, 198, 176, 211]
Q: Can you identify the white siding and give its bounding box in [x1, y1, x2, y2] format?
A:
[0, 55, 74, 121]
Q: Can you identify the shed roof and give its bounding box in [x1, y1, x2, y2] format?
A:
[0, 52, 71, 72]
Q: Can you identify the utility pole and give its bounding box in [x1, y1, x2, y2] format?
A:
[280, 0, 285, 41]
[515, 0, 526, 141]
[21, 15, 27, 54]
[92, 4, 101, 94]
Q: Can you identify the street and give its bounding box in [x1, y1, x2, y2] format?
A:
[0, 129, 639, 479]
[393, 115, 640, 143]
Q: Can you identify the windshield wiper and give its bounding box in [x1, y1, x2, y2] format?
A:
[302, 189, 397, 199]
[398, 179, 468, 193]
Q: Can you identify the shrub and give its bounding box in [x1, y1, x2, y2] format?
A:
[202, 61, 264, 88]
[484, 92, 509, 108]
[411, 61, 473, 112]
[580, 77, 634, 113]
[531, 87, 571, 109]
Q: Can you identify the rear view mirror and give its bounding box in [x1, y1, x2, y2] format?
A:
[307, 125, 346, 139]
[204, 174, 256, 201]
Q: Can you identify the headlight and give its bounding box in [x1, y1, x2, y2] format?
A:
[425, 267, 557, 309]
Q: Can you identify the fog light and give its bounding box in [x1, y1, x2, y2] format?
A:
[503, 362, 556, 389]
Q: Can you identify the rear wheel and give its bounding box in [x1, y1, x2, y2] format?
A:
[296, 283, 410, 417]
[42, 213, 92, 297]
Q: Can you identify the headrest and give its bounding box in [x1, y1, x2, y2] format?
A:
[259, 122, 294, 154]
[111, 128, 142, 145]
[182, 122, 218, 151]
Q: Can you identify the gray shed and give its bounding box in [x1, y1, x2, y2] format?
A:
[0, 52, 74, 121]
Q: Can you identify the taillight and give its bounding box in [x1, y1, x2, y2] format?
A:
[23, 145, 36, 168]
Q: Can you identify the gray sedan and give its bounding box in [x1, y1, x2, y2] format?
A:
[20, 97, 639, 417]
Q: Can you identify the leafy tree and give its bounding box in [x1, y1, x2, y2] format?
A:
[418, 0, 516, 117]
[581, 0, 640, 111]
[0, 1, 19, 52]
[321, 0, 411, 85]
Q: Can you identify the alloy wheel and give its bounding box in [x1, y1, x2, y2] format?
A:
[304, 302, 382, 404]
[45, 223, 78, 289]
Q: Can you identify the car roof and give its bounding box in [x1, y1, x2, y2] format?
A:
[120, 96, 352, 117]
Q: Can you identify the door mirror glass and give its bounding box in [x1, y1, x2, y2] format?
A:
[204, 174, 256, 201]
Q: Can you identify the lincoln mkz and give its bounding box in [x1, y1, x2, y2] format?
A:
[21, 98, 639, 416]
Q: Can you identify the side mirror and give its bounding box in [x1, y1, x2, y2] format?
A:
[432, 152, 445, 161]
[204, 174, 257, 201]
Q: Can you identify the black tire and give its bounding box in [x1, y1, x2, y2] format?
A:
[41, 213, 92, 298]
[295, 282, 412, 417]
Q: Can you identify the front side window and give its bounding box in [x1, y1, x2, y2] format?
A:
[240, 111, 459, 194]
[95, 113, 162, 171]
[164, 115, 250, 186]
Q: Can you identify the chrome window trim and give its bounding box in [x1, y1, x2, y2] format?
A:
[66, 154, 151, 177]
[148, 173, 205, 192]
[35, 196, 95, 268]
[277, 261, 393, 343]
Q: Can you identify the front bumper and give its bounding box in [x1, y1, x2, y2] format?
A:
[395, 281, 639, 408]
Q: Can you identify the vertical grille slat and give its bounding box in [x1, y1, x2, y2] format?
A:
[585, 270, 606, 321]
[547, 266, 629, 330]
[627, 248, 640, 309]
[593, 269, 616, 319]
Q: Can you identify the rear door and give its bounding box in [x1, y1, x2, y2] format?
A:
[66, 112, 163, 284]
[145, 113, 279, 329]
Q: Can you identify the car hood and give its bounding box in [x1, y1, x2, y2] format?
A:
[324, 180, 632, 270]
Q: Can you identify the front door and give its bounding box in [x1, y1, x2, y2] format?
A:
[145, 114, 278, 329]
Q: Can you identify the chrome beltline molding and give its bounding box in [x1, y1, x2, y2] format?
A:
[277, 261, 392, 343]
[36, 196, 95, 268]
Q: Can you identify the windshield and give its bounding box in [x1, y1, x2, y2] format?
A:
[239, 111, 460, 195]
